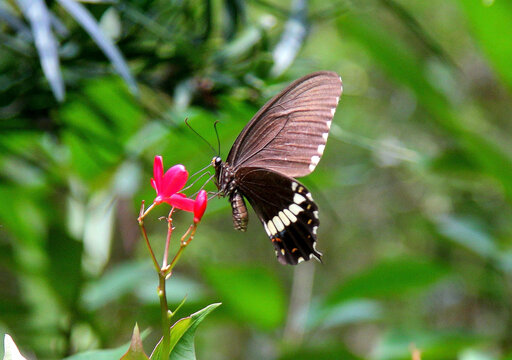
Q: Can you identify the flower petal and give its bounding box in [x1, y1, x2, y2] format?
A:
[162, 164, 188, 197]
[153, 156, 163, 190]
[194, 190, 208, 223]
[166, 193, 195, 212]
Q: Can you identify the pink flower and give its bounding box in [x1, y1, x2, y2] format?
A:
[151, 156, 188, 204]
[167, 190, 208, 223]
[167, 193, 195, 211]
[193, 190, 208, 223]
[150, 156, 208, 222]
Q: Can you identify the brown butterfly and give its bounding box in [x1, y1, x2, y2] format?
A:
[213, 72, 342, 265]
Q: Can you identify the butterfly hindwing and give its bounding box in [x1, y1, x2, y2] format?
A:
[235, 167, 322, 265]
[227, 71, 342, 178]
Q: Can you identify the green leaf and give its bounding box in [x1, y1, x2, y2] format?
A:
[169, 303, 221, 360]
[150, 303, 221, 360]
[338, 13, 512, 203]
[308, 299, 382, 330]
[325, 258, 448, 305]
[15, 0, 64, 101]
[202, 264, 286, 329]
[64, 329, 150, 360]
[3, 335, 28, 360]
[373, 329, 484, 360]
[120, 324, 149, 360]
[46, 226, 83, 309]
[271, 0, 308, 76]
[278, 344, 363, 360]
[435, 215, 497, 258]
[82, 261, 153, 310]
[64, 347, 129, 360]
[56, 0, 138, 94]
[459, 1, 512, 92]
[82, 261, 206, 310]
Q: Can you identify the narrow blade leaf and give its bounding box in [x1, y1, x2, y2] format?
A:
[16, 0, 64, 101]
[56, 0, 138, 94]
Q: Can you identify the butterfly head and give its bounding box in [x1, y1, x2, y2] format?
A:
[212, 156, 222, 169]
[212, 156, 224, 190]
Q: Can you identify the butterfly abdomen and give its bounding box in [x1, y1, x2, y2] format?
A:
[230, 191, 248, 231]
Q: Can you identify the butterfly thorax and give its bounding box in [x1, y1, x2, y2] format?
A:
[212, 156, 236, 196]
[212, 156, 249, 231]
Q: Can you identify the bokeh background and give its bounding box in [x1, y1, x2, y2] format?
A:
[1, 0, 512, 359]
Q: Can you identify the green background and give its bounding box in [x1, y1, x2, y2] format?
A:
[1, 0, 512, 359]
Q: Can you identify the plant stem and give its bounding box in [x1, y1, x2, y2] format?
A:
[138, 201, 155, 222]
[165, 224, 197, 276]
[138, 202, 171, 355]
[139, 218, 160, 273]
[158, 270, 171, 358]
[162, 208, 175, 268]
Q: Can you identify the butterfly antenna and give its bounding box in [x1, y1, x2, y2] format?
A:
[185, 118, 217, 154]
[213, 120, 221, 156]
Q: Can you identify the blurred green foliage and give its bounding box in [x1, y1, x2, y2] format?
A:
[1, 0, 512, 359]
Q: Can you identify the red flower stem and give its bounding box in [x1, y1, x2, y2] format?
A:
[138, 202, 156, 223]
[162, 208, 175, 269]
[137, 206, 160, 273]
[165, 224, 197, 276]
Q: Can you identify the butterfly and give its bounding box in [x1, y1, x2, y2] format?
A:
[213, 71, 342, 265]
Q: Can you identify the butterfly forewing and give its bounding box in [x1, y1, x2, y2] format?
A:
[235, 167, 321, 265]
[227, 71, 343, 178]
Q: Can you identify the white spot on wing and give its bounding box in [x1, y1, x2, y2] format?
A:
[322, 132, 329, 141]
[291, 182, 298, 191]
[267, 220, 277, 235]
[264, 222, 270, 236]
[326, 120, 332, 128]
[306, 193, 313, 201]
[279, 211, 290, 226]
[318, 144, 325, 155]
[284, 209, 297, 222]
[313, 226, 318, 235]
[289, 204, 303, 215]
[298, 257, 305, 263]
[335, 96, 340, 103]
[313, 210, 319, 219]
[273, 216, 285, 232]
[312, 242, 323, 260]
[293, 193, 306, 204]
[311, 155, 320, 165]
[331, 108, 336, 116]
[309, 164, 316, 172]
